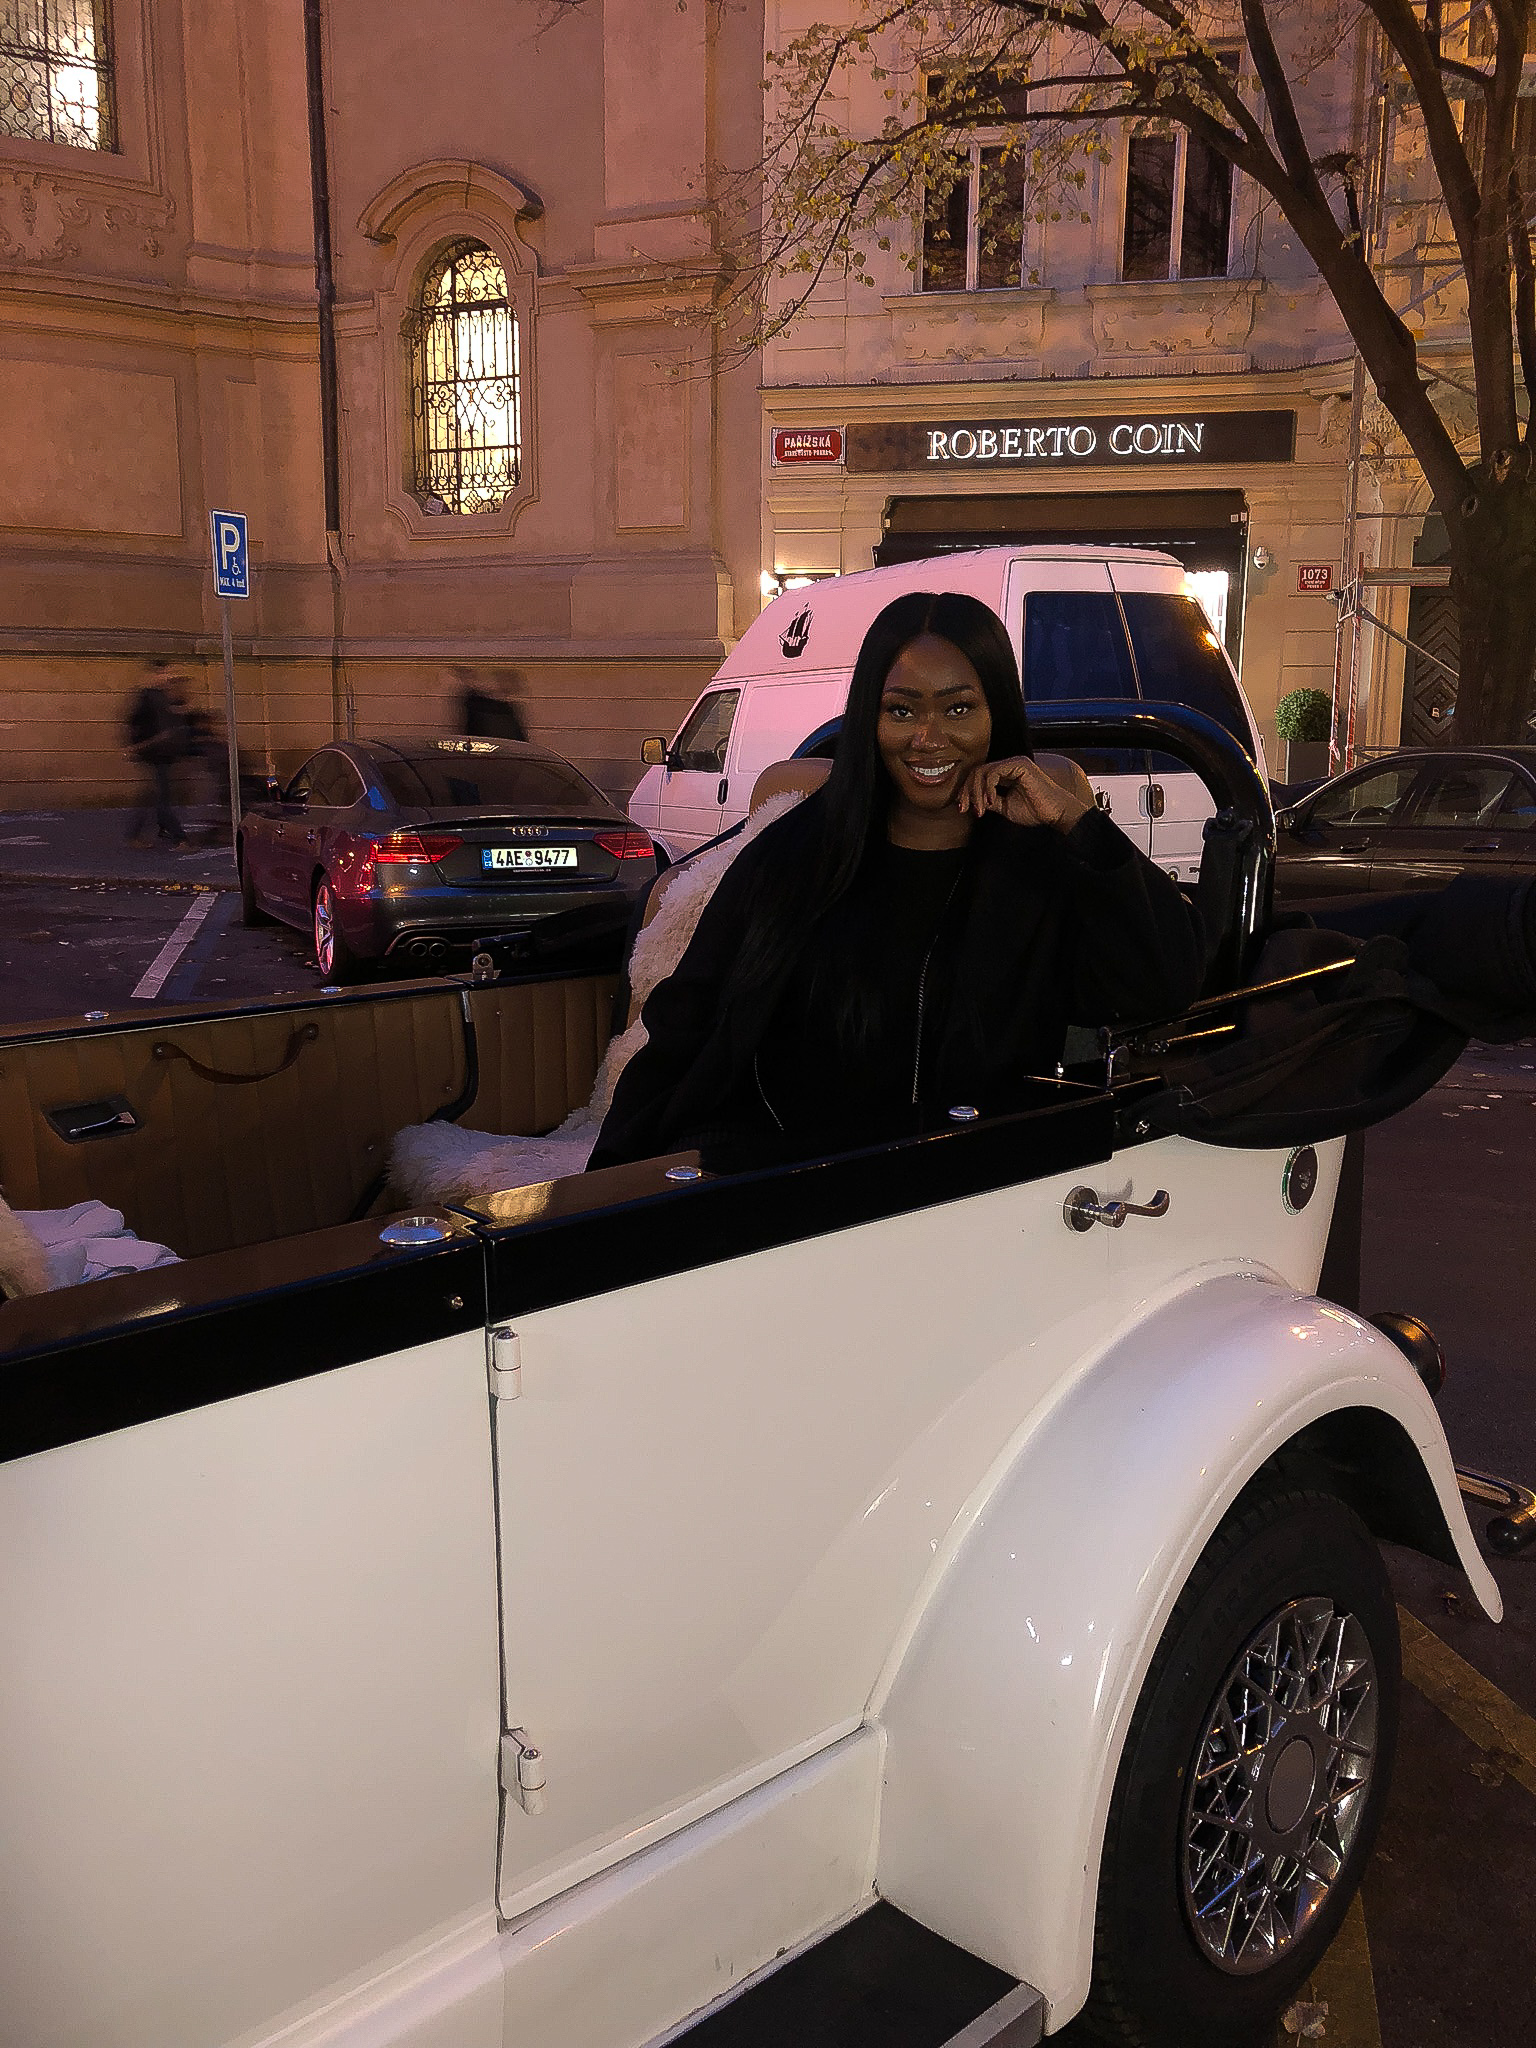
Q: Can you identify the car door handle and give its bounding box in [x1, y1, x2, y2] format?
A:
[1337, 836, 1371, 853]
[1462, 839, 1501, 852]
[274, 824, 284, 839]
[305, 829, 317, 845]
[1063, 1186, 1170, 1232]
[717, 777, 729, 804]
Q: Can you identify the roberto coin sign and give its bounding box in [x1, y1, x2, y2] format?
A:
[844, 410, 1295, 473]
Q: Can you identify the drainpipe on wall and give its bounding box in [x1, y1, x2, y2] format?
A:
[303, 0, 354, 739]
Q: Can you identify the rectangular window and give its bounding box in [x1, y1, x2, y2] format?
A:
[0, 0, 116, 152]
[921, 73, 1031, 294]
[976, 146, 1028, 288]
[922, 153, 972, 292]
[1021, 591, 1143, 778]
[1118, 592, 1254, 762]
[1122, 133, 1177, 280]
[1462, 91, 1536, 207]
[922, 143, 1029, 291]
[1120, 57, 1237, 282]
[1180, 134, 1235, 277]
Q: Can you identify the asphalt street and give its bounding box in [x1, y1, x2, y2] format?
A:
[1, 864, 1534, 2045]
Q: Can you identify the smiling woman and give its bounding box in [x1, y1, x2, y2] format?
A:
[589, 591, 1205, 1171]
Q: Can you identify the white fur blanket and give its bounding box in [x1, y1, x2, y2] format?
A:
[390, 794, 800, 1206]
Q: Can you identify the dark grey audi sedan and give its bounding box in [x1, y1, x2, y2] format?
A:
[237, 736, 656, 978]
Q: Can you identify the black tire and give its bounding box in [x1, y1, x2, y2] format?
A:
[1079, 1487, 1399, 2048]
[311, 874, 362, 982]
[238, 844, 273, 927]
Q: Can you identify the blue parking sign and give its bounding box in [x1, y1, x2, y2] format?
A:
[210, 509, 249, 599]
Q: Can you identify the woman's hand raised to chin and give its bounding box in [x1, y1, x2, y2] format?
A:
[958, 755, 1093, 833]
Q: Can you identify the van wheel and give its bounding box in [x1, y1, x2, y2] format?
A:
[1079, 1488, 1399, 2048]
[312, 876, 361, 982]
[238, 846, 272, 927]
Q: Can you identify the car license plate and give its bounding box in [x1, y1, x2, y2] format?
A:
[481, 846, 578, 871]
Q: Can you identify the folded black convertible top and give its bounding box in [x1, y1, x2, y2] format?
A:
[1131, 875, 1536, 1149]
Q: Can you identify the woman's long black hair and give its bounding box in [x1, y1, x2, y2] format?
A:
[724, 589, 1032, 1027]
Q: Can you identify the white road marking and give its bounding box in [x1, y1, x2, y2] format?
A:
[131, 891, 220, 1000]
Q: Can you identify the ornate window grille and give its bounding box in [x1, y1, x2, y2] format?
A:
[406, 241, 522, 516]
[0, 0, 117, 152]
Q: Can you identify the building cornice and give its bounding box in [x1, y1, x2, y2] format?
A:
[565, 254, 728, 325]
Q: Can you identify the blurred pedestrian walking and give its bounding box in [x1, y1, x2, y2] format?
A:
[124, 660, 191, 848]
[453, 663, 530, 742]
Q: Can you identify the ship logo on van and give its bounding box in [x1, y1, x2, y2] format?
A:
[780, 605, 813, 659]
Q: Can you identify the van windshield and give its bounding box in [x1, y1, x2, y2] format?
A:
[1119, 593, 1254, 764]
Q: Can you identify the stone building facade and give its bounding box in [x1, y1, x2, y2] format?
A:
[756, 2, 1475, 774]
[0, 0, 764, 808]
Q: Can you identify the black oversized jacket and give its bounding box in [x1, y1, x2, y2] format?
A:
[589, 796, 1204, 1171]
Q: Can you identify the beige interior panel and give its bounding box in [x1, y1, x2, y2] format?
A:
[0, 992, 467, 1259]
[460, 976, 617, 1137]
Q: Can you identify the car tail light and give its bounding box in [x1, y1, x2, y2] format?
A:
[594, 829, 653, 860]
[373, 832, 462, 863]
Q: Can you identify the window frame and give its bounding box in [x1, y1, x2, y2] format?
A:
[1410, 758, 1519, 829]
[1303, 761, 1427, 831]
[357, 163, 541, 545]
[671, 689, 741, 775]
[309, 751, 365, 810]
[1119, 54, 1240, 284]
[920, 76, 1040, 295]
[406, 239, 523, 519]
[0, 0, 165, 238]
[0, 0, 117, 154]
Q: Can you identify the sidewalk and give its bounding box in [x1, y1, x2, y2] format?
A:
[0, 807, 238, 891]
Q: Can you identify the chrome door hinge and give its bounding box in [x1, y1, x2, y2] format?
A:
[501, 1727, 546, 1814]
[487, 1323, 521, 1399]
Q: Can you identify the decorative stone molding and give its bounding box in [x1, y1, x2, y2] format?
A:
[884, 287, 1054, 368]
[359, 160, 544, 247]
[1085, 277, 1263, 362]
[0, 169, 175, 266]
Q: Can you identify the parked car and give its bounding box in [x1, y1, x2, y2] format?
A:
[0, 707, 1497, 2048]
[237, 735, 655, 978]
[628, 546, 1266, 879]
[1274, 745, 1536, 907]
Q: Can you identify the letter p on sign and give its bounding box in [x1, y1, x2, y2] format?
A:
[210, 510, 250, 599]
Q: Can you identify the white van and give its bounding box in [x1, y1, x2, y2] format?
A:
[629, 546, 1267, 875]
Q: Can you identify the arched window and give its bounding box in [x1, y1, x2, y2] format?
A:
[406, 240, 522, 515]
[0, 0, 116, 151]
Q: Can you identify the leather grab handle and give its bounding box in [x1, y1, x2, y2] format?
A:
[153, 1021, 320, 1085]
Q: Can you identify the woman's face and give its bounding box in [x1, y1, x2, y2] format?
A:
[876, 634, 994, 817]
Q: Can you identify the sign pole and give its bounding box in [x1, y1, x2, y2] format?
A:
[220, 596, 241, 852]
[209, 509, 251, 853]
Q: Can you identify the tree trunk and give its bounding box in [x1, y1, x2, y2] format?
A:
[1447, 463, 1536, 744]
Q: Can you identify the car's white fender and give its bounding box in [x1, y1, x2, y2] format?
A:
[873, 1271, 1499, 2022]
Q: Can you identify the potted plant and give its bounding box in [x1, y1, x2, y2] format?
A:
[1275, 687, 1334, 783]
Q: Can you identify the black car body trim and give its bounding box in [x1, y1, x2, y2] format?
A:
[0, 1225, 486, 1464]
[479, 1087, 1116, 1324]
[0, 1090, 1114, 1466]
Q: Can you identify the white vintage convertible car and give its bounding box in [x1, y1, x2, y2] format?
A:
[0, 707, 1501, 2048]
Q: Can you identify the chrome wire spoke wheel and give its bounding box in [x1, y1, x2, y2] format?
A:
[1181, 1594, 1379, 1975]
